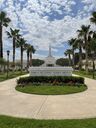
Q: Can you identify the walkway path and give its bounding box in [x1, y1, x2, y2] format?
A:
[0, 75, 96, 119]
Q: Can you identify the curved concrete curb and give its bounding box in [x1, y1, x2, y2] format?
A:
[0, 75, 96, 119]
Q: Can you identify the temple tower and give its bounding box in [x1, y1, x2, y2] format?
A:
[48, 44, 52, 57]
[42, 44, 56, 67]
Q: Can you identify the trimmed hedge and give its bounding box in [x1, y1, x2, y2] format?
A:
[17, 76, 84, 85]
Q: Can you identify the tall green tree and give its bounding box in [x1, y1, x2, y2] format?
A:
[68, 38, 77, 69]
[24, 43, 30, 69]
[0, 11, 11, 58]
[77, 25, 92, 73]
[89, 32, 96, 78]
[6, 28, 20, 68]
[32, 59, 44, 66]
[16, 37, 26, 72]
[56, 58, 70, 66]
[64, 49, 72, 66]
[29, 45, 36, 67]
[75, 38, 83, 70]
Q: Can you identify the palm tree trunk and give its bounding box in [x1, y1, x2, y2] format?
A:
[30, 52, 32, 66]
[0, 25, 3, 58]
[21, 46, 23, 73]
[69, 54, 71, 66]
[13, 37, 15, 70]
[85, 35, 89, 73]
[27, 50, 29, 68]
[92, 59, 95, 79]
[72, 49, 75, 70]
[79, 45, 82, 71]
[85, 45, 88, 73]
[85, 49, 89, 73]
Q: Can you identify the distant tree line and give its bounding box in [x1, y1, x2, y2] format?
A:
[56, 58, 70, 66]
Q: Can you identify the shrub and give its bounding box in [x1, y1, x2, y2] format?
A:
[17, 76, 84, 85]
[52, 80, 59, 86]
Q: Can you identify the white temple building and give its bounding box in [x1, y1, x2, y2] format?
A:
[29, 44, 73, 76]
[42, 44, 56, 67]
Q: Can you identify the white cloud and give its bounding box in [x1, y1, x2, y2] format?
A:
[0, 0, 96, 60]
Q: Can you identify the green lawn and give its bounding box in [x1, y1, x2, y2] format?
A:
[16, 84, 87, 95]
[0, 71, 27, 82]
[0, 115, 96, 128]
[73, 70, 96, 79]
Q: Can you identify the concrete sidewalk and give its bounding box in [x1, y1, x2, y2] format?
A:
[0, 75, 96, 119]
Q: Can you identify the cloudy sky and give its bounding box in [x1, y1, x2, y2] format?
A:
[0, 0, 96, 60]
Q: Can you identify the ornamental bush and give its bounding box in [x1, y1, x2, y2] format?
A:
[17, 76, 84, 85]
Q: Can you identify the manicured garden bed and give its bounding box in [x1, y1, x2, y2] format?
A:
[0, 115, 96, 128]
[16, 76, 86, 95]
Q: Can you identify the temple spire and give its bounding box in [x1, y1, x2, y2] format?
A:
[49, 44, 52, 57]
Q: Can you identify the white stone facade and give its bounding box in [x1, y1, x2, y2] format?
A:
[42, 56, 56, 67]
[29, 67, 73, 76]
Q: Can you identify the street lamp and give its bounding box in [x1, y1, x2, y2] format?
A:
[7, 50, 10, 78]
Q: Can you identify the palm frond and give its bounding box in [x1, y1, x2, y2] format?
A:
[6, 31, 12, 38]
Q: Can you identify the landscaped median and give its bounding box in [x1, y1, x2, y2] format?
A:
[16, 76, 87, 95]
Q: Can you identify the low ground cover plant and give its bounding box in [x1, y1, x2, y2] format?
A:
[17, 76, 84, 87]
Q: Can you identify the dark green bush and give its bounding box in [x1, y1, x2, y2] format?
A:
[17, 76, 84, 85]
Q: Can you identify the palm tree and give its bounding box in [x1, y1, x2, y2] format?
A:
[68, 38, 77, 70]
[77, 25, 91, 73]
[75, 38, 84, 70]
[90, 11, 96, 25]
[89, 32, 96, 78]
[64, 49, 72, 66]
[6, 28, 20, 69]
[16, 37, 26, 72]
[24, 43, 30, 69]
[89, 31, 96, 78]
[0, 11, 11, 58]
[29, 45, 36, 67]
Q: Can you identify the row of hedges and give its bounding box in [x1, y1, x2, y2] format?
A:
[17, 76, 84, 85]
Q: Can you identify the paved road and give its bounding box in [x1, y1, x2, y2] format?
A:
[0, 75, 96, 119]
